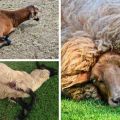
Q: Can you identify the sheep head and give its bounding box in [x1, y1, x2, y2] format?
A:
[30, 69, 50, 92]
[27, 5, 40, 21]
[91, 52, 120, 107]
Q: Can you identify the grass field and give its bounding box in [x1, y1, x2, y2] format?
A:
[0, 61, 58, 120]
[62, 98, 120, 120]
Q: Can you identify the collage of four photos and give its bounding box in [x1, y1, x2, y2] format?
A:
[0, 0, 120, 120]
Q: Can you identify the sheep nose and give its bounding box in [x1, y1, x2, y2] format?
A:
[111, 97, 120, 104]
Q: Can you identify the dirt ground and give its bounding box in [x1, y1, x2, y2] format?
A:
[0, 0, 58, 59]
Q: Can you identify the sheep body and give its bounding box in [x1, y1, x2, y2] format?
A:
[62, 37, 98, 89]
[62, 37, 98, 75]
[0, 63, 50, 99]
[61, 0, 120, 100]
[61, 38, 120, 100]
[62, 0, 120, 53]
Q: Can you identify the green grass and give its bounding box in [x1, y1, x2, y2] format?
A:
[62, 99, 120, 120]
[0, 61, 58, 120]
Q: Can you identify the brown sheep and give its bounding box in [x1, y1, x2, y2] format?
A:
[61, 0, 120, 106]
[61, 36, 120, 106]
[0, 5, 39, 48]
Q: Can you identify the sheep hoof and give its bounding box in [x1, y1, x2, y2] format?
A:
[16, 108, 28, 120]
[6, 40, 11, 45]
[26, 104, 32, 111]
[5, 38, 11, 45]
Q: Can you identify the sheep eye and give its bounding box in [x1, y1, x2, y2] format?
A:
[90, 78, 96, 83]
[92, 79, 96, 83]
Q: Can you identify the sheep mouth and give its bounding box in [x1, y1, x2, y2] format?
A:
[33, 17, 39, 21]
[33, 14, 39, 21]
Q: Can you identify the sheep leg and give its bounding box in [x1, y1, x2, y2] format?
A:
[12, 89, 35, 120]
[27, 89, 36, 110]
[0, 36, 12, 49]
[0, 41, 8, 49]
[4, 37, 11, 45]
[10, 98, 28, 120]
[12, 98, 28, 109]
[12, 97, 35, 120]
[1, 30, 15, 47]
[6, 29, 15, 37]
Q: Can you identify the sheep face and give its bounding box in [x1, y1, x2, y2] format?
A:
[27, 5, 40, 21]
[30, 69, 50, 92]
[91, 61, 120, 107]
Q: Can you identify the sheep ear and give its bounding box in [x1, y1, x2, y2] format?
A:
[75, 72, 90, 84]
[29, 10, 34, 19]
[27, 5, 34, 19]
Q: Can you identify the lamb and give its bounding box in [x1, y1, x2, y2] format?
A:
[62, 0, 120, 53]
[0, 5, 39, 48]
[0, 63, 57, 120]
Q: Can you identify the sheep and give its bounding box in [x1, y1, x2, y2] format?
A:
[61, 34, 120, 106]
[61, 0, 120, 53]
[61, 0, 120, 104]
[0, 5, 39, 48]
[0, 63, 57, 120]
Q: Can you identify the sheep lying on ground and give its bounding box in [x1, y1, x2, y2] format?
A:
[62, 0, 120, 53]
[62, 36, 120, 106]
[0, 63, 49, 99]
[0, 63, 57, 120]
[0, 5, 39, 48]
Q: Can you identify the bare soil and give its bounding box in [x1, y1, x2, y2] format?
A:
[0, 0, 58, 59]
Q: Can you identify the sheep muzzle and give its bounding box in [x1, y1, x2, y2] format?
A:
[27, 5, 40, 21]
